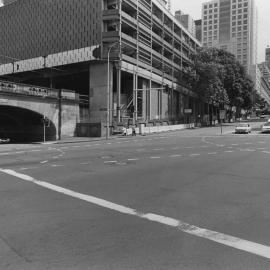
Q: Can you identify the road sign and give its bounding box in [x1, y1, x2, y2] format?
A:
[184, 109, 192, 114]
[219, 110, 226, 120]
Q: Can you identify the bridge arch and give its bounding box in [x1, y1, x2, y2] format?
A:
[0, 105, 57, 142]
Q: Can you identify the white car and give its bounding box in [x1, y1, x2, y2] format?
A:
[235, 123, 251, 134]
[261, 122, 270, 133]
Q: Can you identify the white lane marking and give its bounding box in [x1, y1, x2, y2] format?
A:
[104, 161, 117, 164]
[80, 162, 92, 165]
[40, 160, 48, 164]
[30, 149, 42, 152]
[1, 168, 270, 260]
[0, 152, 12, 156]
[239, 149, 255, 152]
[257, 148, 266, 150]
[208, 152, 217, 155]
[106, 143, 112, 145]
[262, 151, 270, 154]
[224, 151, 234, 153]
[150, 156, 161, 159]
[51, 164, 64, 167]
[169, 154, 182, 158]
[127, 158, 139, 161]
[153, 148, 164, 151]
[19, 167, 39, 171]
[189, 154, 200, 157]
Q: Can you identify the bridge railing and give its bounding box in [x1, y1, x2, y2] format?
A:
[0, 80, 78, 101]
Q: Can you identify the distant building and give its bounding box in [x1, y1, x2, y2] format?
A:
[201, 0, 258, 74]
[266, 47, 270, 70]
[252, 63, 270, 105]
[175, 10, 196, 37]
[2, 0, 17, 5]
[195, 20, 202, 42]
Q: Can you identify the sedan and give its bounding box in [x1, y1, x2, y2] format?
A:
[235, 123, 251, 134]
[261, 122, 270, 133]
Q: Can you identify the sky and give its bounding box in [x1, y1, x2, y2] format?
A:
[171, 0, 269, 63]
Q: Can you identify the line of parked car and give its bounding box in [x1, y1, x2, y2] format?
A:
[235, 119, 270, 134]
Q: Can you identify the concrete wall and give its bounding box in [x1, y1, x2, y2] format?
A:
[0, 93, 79, 138]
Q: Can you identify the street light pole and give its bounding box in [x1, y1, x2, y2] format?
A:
[106, 42, 119, 140]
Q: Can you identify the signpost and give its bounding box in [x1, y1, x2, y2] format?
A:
[219, 110, 226, 134]
[184, 109, 192, 125]
[42, 116, 50, 142]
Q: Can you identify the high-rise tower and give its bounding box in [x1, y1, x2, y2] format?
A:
[201, 0, 257, 73]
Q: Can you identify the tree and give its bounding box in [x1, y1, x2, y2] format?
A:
[188, 47, 254, 112]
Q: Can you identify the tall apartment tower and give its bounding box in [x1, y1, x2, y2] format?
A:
[201, 0, 257, 73]
[175, 10, 196, 37]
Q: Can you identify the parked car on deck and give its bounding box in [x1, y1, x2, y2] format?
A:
[0, 138, 10, 143]
[261, 122, 270, 133]
[235, 123, 251, 134]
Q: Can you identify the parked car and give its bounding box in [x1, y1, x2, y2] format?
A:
[235, 123, 251, 134]
[261, 122, 270, 133]
[0, 138, 10, 143]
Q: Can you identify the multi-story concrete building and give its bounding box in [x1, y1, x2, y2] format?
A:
[175, 10, 196, 37]
[2, 0, 17, 5]
[0, 0, 201, 137]
[201, 0, 257, 73]
[250, 64, 270, 105]
[265, 47, 270, 70]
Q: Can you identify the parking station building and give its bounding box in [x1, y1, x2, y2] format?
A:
[0, 0, 204, 137]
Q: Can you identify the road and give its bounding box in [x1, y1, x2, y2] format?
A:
[1, 123, 270, 269]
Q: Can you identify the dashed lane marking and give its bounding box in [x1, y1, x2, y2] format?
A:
[189, 154, 200, 157]
[208, 152, 217, 155]
[1, 168, 270, 260]
[150, 156, 161, 159]
[40, 160, 48, 164]
[127, 158, 139, 161]
[104, 161, 117, 164]
[169, 154, 182, 158]
[262, 151, 270, 154]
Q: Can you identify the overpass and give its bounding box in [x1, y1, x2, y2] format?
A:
[0, 80, 80, 142]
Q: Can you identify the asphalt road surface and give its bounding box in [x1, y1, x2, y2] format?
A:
[1, 124, 270, 269]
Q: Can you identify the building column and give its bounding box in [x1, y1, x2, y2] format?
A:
[116, 68, 121, 123]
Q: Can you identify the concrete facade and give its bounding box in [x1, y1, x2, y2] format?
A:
[0, 0, 203, 139]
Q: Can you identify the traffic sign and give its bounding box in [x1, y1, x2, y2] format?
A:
[219, 110, 226, 120]
[184, 109, 192, 114]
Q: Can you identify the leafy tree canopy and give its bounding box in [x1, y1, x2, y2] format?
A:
[188, 47, 254, 109]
